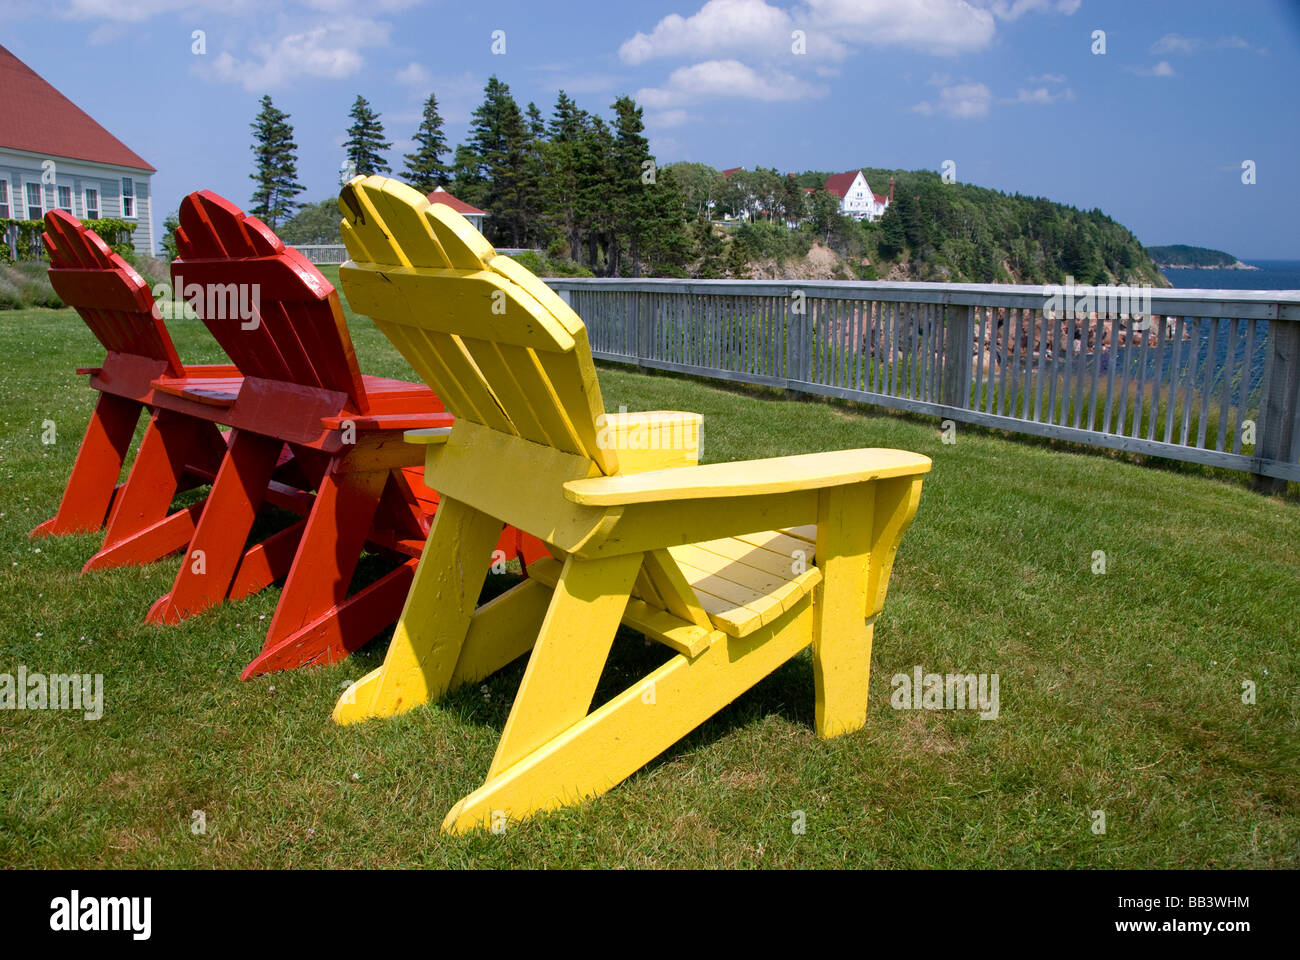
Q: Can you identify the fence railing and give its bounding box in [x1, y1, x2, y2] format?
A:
[547, 278, 1300, 490]
[290, 244, 348, 264]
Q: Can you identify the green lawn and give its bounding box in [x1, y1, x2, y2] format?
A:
[1, 273, 1297, 868]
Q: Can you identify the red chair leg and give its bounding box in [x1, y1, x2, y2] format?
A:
[241, 560, 417, 678]
[145, 429, 283, 625]
[100, 409, 212, 548]
[242, 466, 389, 676]
[31, 392, 141, 538]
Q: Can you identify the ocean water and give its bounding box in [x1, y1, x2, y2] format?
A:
[1152, 260, 1299, 403]
[1161, 259, 1300, 292]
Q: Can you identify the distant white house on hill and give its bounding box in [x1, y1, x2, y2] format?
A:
[425, 187, 487, 233]
[0, 44, 156, 256]
[823, 170, 892, 222]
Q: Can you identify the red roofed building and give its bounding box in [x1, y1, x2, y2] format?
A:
[823, 170, 891, 222]
[0, 44, 156, 255]
[425, 186, 488, 233]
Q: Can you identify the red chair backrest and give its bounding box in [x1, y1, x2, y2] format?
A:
[43, 210, 183, 377]
[173, 190, 369, 413]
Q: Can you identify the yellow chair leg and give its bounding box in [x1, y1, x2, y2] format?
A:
[811, 483, 875, 739]
[487, 552, 644, 778]
[447, 577, 555, 691]
[443, 601, 815, 834]
[333, 497, 503, 724]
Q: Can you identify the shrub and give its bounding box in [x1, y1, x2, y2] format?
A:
[0, 272, 23, 310]
[0, 262, 64, 309]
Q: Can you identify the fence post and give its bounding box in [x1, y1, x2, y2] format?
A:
[941, 304, 974, 409]
[1252, 307, 1300, 494]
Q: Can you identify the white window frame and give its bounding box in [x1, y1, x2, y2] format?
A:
[0, 177, 10, 218]
[24, 180, 44, 221]
[120, 176, 135, 219]
[84, 187, 99, 220]
[57, 184, 73, 214]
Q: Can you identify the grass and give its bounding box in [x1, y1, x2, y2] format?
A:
[1, 266, 1297, 868]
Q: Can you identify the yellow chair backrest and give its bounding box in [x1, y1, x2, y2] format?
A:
[337, 176, 619, 475]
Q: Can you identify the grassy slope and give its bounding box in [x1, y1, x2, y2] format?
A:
[1, 272, 1296, 868]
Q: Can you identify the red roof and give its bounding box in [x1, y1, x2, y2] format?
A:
[872, 193, 888, 203]
[823, 171, 862, 198]
[426, 187, 486, 216]
[0, 44, 154, 172]
[721, 167, 742, 179]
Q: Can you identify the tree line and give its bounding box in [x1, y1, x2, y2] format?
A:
[233, 84, 1164, 287]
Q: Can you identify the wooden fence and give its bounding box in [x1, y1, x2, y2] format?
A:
[547, 278, 1300, 490]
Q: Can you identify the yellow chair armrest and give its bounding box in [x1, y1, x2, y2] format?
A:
[563, 448, 931, 506]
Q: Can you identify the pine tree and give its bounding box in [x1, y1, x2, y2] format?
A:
[248, 95, 304, 229]
[401, 93, 450, 193]
[610, 96, 652, 276]
[725, 236, 750, 278]
[541, 90, 589, 259]
[344, 95, 392, 176]
[466, 77, 530, 246]
[692, 214, 725, 278]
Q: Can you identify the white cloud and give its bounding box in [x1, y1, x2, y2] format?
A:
[1010, 72, 1071, 104]
[804, 0, 994, 55]
[635, 59, 826, 108]
[1151, 33, 1202, 55]
[395, 62, 430, 87]
[1124, 60, 1176, 78]
[60, 0, 419, 18]
[203, 18, 391, 91]
[1151, 33, 1265, 56]
[620, 0, 818, 64]
[982, 0, 1079, 19]
[912, 81, 992, 119]
[621, 0, 1000, 65]
[1012, 85, 1072, 104]
[62, 0, 261, 21]
[86, 22, 128, 44]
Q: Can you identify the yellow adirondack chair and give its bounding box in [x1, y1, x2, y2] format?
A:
[331, 176, 932, 834]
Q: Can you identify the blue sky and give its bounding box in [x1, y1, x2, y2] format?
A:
[7, 0, 1299, 257]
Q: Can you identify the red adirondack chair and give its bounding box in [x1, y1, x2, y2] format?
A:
[141, 190, 546, 677]
[31, 210, 255, 558]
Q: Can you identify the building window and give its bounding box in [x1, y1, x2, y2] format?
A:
[26, 182, 43, 220]
[0, 180, 9, 218]
[57, 185, 73, 213]
[85, 188, 99, 220]
[121, 177, 135, 218]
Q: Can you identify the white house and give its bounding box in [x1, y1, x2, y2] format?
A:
[824, 170, 892, 222]
[425, 187, 487, 233]
[0, 44, 156, 256]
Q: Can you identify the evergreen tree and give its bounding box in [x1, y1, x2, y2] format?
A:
[449, 143, 487, 207]
[781, 174, 806, 226]
[878, 202, 905, 260]
[692, 214, 725, 278]
[401, 93, 450, 193]
[541, 90, 589, 259]
[344, 95, 392, 176]
[466, 77, 531, 246]
[248, 95, 305, 229]
[161, 210, 180, 261]
[725, 236, 750, 278]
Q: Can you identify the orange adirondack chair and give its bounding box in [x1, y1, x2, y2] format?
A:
[139, 190, 546, 677]
[31, 210, 258, 559]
